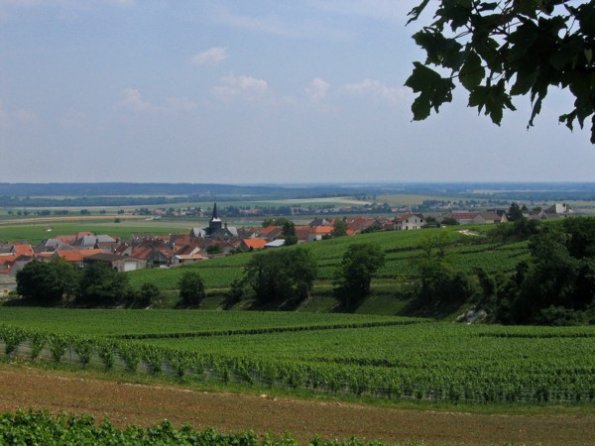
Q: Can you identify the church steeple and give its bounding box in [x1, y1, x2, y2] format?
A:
[209, 202, 222, 232]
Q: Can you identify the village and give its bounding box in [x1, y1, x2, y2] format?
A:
[0, 202, 576, 298]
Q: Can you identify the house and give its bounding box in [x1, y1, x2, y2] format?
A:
[172, 253, 208, 265]
[294, 226, 312, 243]
[448, 212, 479, 225]
[308, 226, 333, 241]
[478, 212, 508, 224]
[545, 203, 574, 217]
[255, 225, 283, 241]
[84, 253, 146, 272]
[265, 239, 286, 248]
[446, 211, 507, 225]
[309, 217, 336, 227]
[0, 272, 16, 298]
[72, 234, 117, 250]
[11, 244, 35, 257]
[394, 214, 425, 230]
[35, 238, 72, 252]
[241, 239, 268, 251]
[345, 217, 378, 234]
[54, 249, 106, 268]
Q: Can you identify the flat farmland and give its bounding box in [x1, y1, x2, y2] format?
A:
[0, 220, 190, 244]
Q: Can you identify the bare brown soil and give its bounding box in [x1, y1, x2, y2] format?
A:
[0, 366, 593, 445]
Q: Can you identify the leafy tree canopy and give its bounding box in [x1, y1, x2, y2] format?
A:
[78, 262, 130, 307]
[244, 248, 317, 306]
[406, 0, 595, 143]
[178, 271, 206, 307]
[16, 259, 78, 305]
[332, 219, 348, 237]
[333, 243, 385, 308]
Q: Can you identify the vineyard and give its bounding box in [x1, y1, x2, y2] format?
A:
[0, 410, 430, 445]
[127, 226, 529, 295]
[0, 309, 593, 406]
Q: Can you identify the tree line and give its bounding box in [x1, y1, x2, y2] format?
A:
[16, 261, 205, 309]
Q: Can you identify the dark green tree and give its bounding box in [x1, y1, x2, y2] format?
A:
[16, 259, 77, 305]
[406, 1, 595, 143]
[178, 271, 206, 307]
[282, 220, 298, 246]
[507, 202, 524, 222]
[332, 219, 348, 237]
[78, 262, 131, 307]
[136, 283, 162, 308]
[244, 248, 317, 306]
[491, 219, 595, 324]
[411, 232, 474, 309]
[333, 243, 385, 309]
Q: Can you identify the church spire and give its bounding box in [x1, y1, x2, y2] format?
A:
[212, 202, 218, 220]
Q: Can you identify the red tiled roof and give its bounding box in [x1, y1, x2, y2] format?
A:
[56, 249, 104, 262]
[259, 225, 281, 235]
[294, 226, 311, 240]
[242, 239, 268, 250]
[0, 255, 16, 265]
[12, 244, 34, 257]
[131, 246, 153, 260]
[54, 235, 76, 244]
[312, 226, 333, 234]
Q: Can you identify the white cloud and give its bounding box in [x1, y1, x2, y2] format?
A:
[119, 88, 197, 114]
[212, 74, 269, 102]
[305, 78, 330, 102]
[0, 100, 37, 127]
[191, 47, 228, 66]
[342, 79, 407, 105]
[119, 88, 160, 112]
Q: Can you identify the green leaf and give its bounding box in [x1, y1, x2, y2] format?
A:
[405, 62, 455, 121]
[511, 69, 538, 96]
[459, 51, 484, 91]
[411, 96, 431, 120]
[468, 81, 515, 125]
[405, 62, 442, 92]
[413, 30, 464, 70]
[406, 0, 431, 25]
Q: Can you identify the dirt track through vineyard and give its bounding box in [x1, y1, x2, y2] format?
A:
[0, 367, 593, 445]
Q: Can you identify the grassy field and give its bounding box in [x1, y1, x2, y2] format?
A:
[0, 221, 191, 244]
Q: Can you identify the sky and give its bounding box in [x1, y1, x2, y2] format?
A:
[1, 0, 594, 184]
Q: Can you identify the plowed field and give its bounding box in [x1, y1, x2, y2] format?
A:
[0, 366, 593, 445]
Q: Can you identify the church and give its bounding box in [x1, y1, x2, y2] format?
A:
[190, 203, 238, 240]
